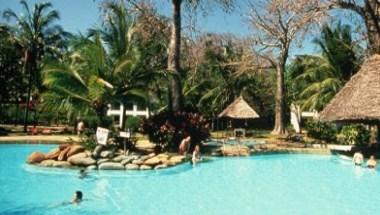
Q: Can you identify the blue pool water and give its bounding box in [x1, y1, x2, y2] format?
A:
[0, 144, 379, 215]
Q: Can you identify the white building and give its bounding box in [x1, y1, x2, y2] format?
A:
[290, 103, 319, 133]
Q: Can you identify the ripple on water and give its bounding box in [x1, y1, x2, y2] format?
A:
[1, 145, 380, 215]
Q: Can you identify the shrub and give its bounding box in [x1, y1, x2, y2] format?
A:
[140, 111, 210, 152]
[339, 124, 370, 145]
[305, 120, 337, 142]
[125, 116, 142, 132]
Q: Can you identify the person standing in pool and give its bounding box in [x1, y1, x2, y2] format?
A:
[353, 150, 364, 166]
[71, 191, 83, 204]
[192, 145, 202, 165]
[367, 155, 377, 168]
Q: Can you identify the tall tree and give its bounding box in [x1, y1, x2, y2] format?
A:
[168, 0, 236, 112]
[331, 0, 380, 54]
[3, 0, 66, 131]
[288, 23, 362, 111]
[125, 0, 234, 112]
[247, 0, 327, 135]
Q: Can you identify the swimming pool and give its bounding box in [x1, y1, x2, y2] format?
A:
[0, 144, 379, 215]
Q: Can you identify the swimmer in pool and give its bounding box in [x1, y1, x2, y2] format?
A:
[367, 155, 377, 169]
[352, 150, 364, 166]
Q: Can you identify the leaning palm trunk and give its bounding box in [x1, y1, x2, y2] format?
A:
[167, 0, 183, 112]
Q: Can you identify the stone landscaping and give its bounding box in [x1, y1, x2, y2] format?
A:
[26, 141, 336, 171]
[27, 144, 186, 171]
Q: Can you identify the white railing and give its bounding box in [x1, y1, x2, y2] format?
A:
[106, 104, 149, 127]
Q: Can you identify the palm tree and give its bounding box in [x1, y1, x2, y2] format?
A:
[167, 0, 235, 112]
[42, 2, 161, 128]
[3, 0, 66, 132]
[289, 23, 362, 111]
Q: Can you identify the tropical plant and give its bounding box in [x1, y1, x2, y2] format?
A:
[42, 1, 162, 128]
[0, 24, 25, 124]
[338, 124, 370, 146]
[183, 34, 274, 119]
[140, 111, 210, 152]
[305, 120, 337, 142]
[288, 23, 362, 111]
[3, 0, 67, 131]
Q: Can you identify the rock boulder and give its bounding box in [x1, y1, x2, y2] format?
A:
[40, 159, 55, 167]
[45, 148, 60, 160]
[27, 152, 45, 164]
[57, 146, 70, 161]
[52, 161, 71, 168]
[144, 157, 161, 166]
[69, 157, 96, 166]
[67, 152, 87, 162]
[140, 165, 152, 170]
[67, 145, 85, 157]
[98, 162, 124, 170]
[125, 163, 139, 170]
[100, 150, 114, 159]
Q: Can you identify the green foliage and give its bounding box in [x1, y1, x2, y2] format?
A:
[41, 2, 165, 127]
[287, 22, 362, 111]
[338, 124, 370, 145]
[125, 116, 142, 132]
[141, 111, 210, 151]
[305, 120, 337, 142]
[79, 129, 97, 150]
[183, 35, 274, 118]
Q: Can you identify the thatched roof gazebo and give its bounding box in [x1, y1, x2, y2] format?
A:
[320, 54, 380, 123]
[218, 96, 260, 119]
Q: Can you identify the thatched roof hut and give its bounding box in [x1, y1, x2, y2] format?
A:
[218, 96, 260, 119]
[320, 54, 380, 123]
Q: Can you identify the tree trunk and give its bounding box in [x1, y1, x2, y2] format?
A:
[336, 0, 380, 54]
[363, 0, 380, 54]
[168, 0, 183, 112]
[23, 51, 33, 132]
[271, 62, 286, 135]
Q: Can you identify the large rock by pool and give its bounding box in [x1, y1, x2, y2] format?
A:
[27, 144, 190, 171]
[69, 157, 96, 166]
[27, 152, 46, 164]
[99, 162, 125, 170]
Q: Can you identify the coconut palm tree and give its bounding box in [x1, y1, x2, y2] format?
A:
[42, 2, 162, 128]
[3, 0, 66, 131]
[289, 23, 362, 111]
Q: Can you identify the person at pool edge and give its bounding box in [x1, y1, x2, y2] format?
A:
[192, 145, 202, 165]
[352, 150, 364, 166]
[71, 191, 83, 204]
[179, 134, 191, 157]
[367, 155, 377, 168]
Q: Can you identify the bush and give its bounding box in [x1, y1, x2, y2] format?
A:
[305, 121, 337, 142]
[125, 116, 142, 132]
[338, 124, 370, 145]
[140, 111, 210, 152]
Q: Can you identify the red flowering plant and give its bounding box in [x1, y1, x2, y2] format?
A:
[140, 111, 210, 152]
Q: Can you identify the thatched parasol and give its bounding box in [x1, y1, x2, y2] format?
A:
[218, 96, 260, 119]
[320, 54, 380, 123]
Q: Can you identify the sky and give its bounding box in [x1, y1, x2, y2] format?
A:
[0, 0, 250, 34]
[0, 0, 361, 57]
